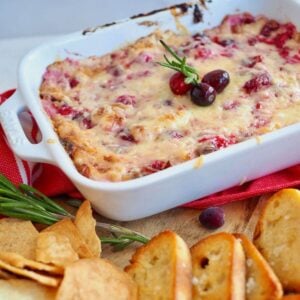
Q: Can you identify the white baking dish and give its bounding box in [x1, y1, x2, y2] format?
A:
[1, 0, 300, 221]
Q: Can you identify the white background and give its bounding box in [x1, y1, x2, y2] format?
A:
[0, 0, 183, 38]
[0, 0, 183, 91]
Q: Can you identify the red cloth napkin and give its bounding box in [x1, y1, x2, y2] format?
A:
[1, 89, 300, 209]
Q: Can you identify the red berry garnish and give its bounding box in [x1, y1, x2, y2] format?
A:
[199, 207, 225, 229]
[82, 118, 93, 129]
[194, 47, 212, 59]
[213, 37, 235, 47]
[143, 160, 171, 174]
[201, 70, 230, 93]
[69, 78, 79, 88]
[57, 104, 76, 116]
[248, 37, 258, 46]
[243, 73, 272, 94]
[198, 135, 236, 150]
[190, 83, 216, 106]
[260, 20, 280, 37]
[119, 130, 136, 143]
[243, 55, 263, 68]
[169, 72, 192, 95]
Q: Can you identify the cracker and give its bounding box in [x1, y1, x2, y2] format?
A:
[0, 259, 60, 287]
[0, 218, 38, 259]
[0, 252, 63, 275]
[74, 200, 101, 257]
[42, 219, 93, 258]
[36, 232, 79, 267]
[0, 279, 56, 299]
[56, 258, 137, 300]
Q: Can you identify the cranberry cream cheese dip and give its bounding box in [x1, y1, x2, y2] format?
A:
[40, 13, 300, 182]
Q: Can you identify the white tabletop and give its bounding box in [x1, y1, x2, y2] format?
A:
[0, 35, 55, 92]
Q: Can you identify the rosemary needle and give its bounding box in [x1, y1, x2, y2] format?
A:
[0, 174, 149, 251]
[158, 40, 199, 85]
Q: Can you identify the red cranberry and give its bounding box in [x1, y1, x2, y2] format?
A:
[109, 67, 123, 77]
[192, 33, 206, 41]
[57, 104, 75, 116]
[202, 70, 230, 93]
[213, 37, 235, 47]
[69, 78, 79, 88]
[198, 135, 236, 149]
[143, 160, 171, 174]
[260, 20, 280, 37]
[279, 47, 290, 59]
[283, 22, 296, 37]
[226, 12, 255, 27]
[248, 37, 258, 46]
[273, 23, 296, 48]
[226, 13, 255, 33]
[243, 73, 272, 94]
[273, 33, 290, 48]
[255, 102, 262, 110]
[199, 207, 225, 229]
[82, 118, 93, 129]
[244, 55, 263, 68]
[194, 47, 212, 59]
[242, 13, 255, 24]
[115, 95, 136, 105]
[191, 83, 216, 106]
[119, 130, 136, 143]
[169, 72, 192, 95]
[288, 54, 300, 64]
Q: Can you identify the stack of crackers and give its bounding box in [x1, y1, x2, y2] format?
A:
[0, 200, 137, 299]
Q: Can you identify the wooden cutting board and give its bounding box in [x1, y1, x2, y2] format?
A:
[98, 195, 268, 268]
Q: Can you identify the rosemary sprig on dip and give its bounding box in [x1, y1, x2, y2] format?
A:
[0, 174, 149, 251]
[158, 40, 199, 85]
[158, 40, 230, 106]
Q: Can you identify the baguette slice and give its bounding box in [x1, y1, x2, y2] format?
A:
[234, 233, 283, 300]
[191, 232, 245, 300]
[253, 189, 300, 292]
[282, 295, 300, 299]
[125, 230, 192, 300]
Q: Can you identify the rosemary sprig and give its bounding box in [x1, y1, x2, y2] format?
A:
[65, 199, 149, 251]
[158, 40, 199, 85]
[0, 174, 149, 251]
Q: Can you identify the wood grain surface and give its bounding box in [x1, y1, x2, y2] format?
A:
[96, 195, 269, 269]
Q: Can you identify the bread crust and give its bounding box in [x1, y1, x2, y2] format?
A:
[253, 189, 300, 292]
[234, 233, 283, 300]
[190, 232, 245, 300]
[125, 230, 192, 300]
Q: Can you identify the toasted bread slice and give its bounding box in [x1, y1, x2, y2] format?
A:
[125, 230, 192, 300]
[282, 295, 300, 299]
[191, 232, 245, 300]
[56, 258, 137, 300]
[253, 189, 300, 292]
[234, 233, 283, 300]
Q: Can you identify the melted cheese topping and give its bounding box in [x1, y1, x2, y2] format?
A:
[40, 13, 300, 181]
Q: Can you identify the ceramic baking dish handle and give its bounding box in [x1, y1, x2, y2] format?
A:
[0, 92, 55, 164]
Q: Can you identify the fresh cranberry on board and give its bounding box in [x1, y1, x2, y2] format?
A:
[199, 207, 225, 229]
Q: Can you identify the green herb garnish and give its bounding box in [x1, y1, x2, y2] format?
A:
[0, 174, 149, 251]
[158, 40, 199, 85]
